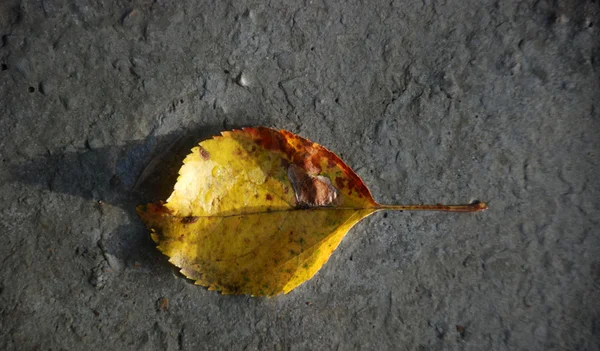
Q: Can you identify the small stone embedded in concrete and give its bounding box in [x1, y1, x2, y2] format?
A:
[121, 9, 142, 27]
[89, 261, 111, 289]
[156, 297, 169, 311]
[236, 72, 250, 87]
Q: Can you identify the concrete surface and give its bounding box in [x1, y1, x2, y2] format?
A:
[1, 0, 599, 350]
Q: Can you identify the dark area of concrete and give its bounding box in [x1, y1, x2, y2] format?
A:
[1, 0, 599, 349]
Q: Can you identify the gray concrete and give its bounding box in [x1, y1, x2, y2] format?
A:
[1, 0, 599, 350]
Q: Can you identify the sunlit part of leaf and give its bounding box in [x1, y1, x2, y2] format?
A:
[137, 127, 487, 296]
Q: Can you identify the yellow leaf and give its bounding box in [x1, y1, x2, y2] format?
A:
[137, 127, 487, 296]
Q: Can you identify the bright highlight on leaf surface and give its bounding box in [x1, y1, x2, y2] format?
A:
[137, 127, 487, 296]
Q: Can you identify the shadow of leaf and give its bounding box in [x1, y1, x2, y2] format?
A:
[7, 123, 246, 269]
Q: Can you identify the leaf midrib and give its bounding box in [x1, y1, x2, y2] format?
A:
[172, 206, 378, 219]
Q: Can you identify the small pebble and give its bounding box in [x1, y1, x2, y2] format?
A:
[236, 72, 250, 87]
[156, 297, 169, 311]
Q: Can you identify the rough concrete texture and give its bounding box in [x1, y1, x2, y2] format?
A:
[0, 0, 599, 350]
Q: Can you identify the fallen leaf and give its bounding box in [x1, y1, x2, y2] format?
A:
[137, 127, 487, 296]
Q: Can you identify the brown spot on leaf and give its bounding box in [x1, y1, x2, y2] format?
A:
[335, 176, 344, 189]
[181, 216, 198, 224]
[265, 194, 273, 201]
[198, 146, 210, 160]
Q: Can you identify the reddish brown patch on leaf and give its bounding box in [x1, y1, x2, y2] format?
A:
[327, 157, 336, 168]
[245, 128, 301, 163]
[198, 146, 210, 160]
[303, 160, 321, 175]
[287, 164, 338, 207]
[239, 127, 376, 205]
[247, 128, 287, 152]
[305, 153, 322, 174]
[265, 194, 273, 201]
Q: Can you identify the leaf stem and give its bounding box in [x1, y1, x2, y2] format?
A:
[376, 202, 488, 213]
